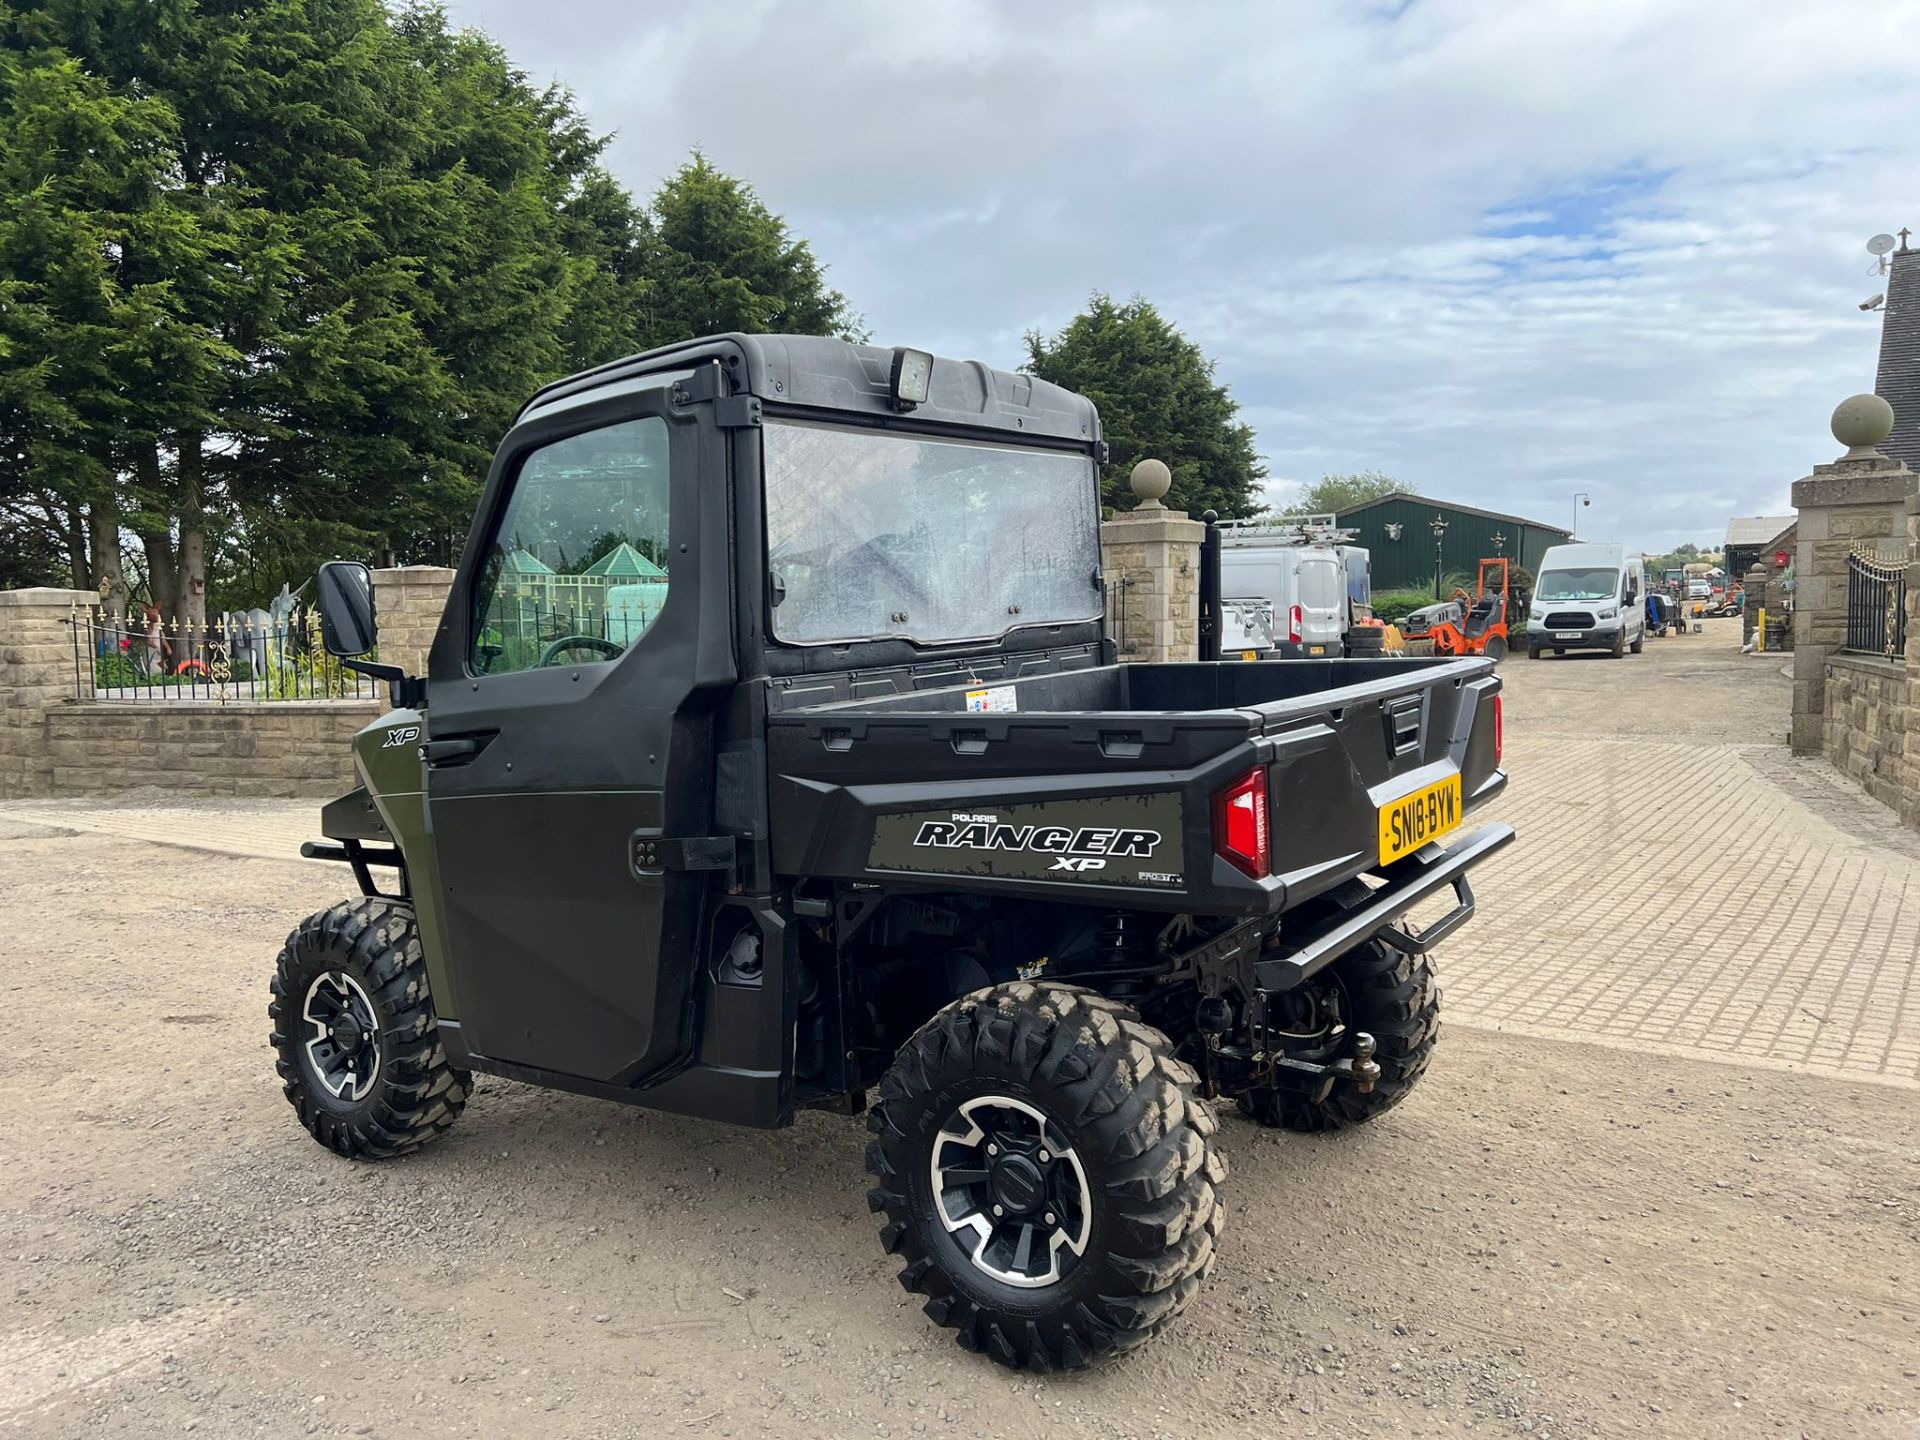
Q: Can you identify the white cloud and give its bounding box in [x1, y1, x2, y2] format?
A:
[448, 0, 1920, 548]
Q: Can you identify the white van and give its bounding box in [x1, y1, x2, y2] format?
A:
[1220, 541, 1348, 658]
[1528, 543, 1646, 659]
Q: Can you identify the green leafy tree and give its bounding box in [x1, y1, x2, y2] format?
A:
[643, 153, 863, 345]
[1023, 294, 1264, 518]
[1284, 470, 1400, 516]
[2, 7, 868, 616]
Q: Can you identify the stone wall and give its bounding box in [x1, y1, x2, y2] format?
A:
[1100, 508, 1203, 662]
[1799, 418, 1920, 831]
[1823, 654, 1917, 824]
[0, 564, 440, 801]
[43, 700, 380, 798]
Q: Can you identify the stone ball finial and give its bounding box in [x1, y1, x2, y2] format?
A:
[1130, 458, 1172, 509]
[1831, 393, 1895, 459]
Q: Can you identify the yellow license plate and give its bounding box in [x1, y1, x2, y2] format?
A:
[1308, 644, 1327, 656]
[1378, 774, 1462, 864]
[1242, 649, 1260, 662]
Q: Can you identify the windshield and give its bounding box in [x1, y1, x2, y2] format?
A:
[763, 421, 1102, 646]
[1536, 566, 1619, 602]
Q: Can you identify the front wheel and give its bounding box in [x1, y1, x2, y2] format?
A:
[269, 898, 470, 1159]
[1483, 635, 1507, 663]
[1630, 633, 1644, 654]
[866, 983, 1225, 1371]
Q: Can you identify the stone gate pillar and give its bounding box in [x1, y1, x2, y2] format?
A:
[1742, 563, 1769, 647]
[371, 566, 454, 681]
[1099, 460, 1204, 663]
[0, 587, 97, 798]
[1789, 396, 1918, 755]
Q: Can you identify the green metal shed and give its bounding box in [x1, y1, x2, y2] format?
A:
[1334, 492, 1572, 593]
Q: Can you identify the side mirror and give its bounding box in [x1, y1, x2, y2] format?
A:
[316, 561, 377, 657]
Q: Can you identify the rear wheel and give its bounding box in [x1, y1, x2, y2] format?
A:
[269, 898, 470, 1159]
[866, 983, 1225, 1371]
[1239, 887, 1441, 1132]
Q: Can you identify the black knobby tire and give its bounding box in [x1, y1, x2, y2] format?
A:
[269, 898, 470, 1159]
[1240, 888, 1441, 1132]
[866, 983, 1226, 1371]
[1344, 627, 1385, 655]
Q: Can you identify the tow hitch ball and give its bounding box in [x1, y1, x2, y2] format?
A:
[1336, 1032, 1382, 1094]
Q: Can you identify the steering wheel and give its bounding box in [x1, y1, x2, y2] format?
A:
[537, 634, 623, 667]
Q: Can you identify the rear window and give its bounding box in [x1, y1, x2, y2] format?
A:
[1297, 559, 1342, 608]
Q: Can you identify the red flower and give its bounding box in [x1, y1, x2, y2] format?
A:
[119, 637, 132, 650]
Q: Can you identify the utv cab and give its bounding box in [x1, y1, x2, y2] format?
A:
[276, 334, 1513, 1373]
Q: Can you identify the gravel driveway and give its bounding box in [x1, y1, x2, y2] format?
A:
[3, 623, 1917, 1437]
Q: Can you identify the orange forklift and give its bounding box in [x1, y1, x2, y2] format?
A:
[1429, 557, 1511, 662]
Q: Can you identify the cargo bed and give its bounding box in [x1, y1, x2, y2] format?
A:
[766, 657, 1505, 916]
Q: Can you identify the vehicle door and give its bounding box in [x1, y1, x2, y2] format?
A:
[1623, 562, 1643, 640]
[1220, 552, 1277, 656]
[1295, 551, 1344, 654]
[421, 381, 731, 1085]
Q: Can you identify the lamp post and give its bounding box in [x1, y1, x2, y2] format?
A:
[1430, 514, 1450, 599]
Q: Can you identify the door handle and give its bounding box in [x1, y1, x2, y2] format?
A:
[421, 735, 492, 765]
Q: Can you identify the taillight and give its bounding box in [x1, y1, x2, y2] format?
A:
[1288, 605, 1303, 644]
[1212, 765, 1270, 879]
[1494, 695, 1504, 765]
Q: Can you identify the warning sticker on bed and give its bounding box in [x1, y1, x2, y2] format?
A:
[964, 685, 1018, 713]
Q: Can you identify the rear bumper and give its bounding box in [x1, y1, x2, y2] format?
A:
[1258, 640, 1341, 659]
[1254, 822, 1516, 990]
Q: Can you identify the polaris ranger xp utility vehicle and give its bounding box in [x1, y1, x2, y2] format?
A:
[276, 333, 1513, 1371]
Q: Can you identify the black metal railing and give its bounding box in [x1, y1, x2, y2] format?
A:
[67, 605, 383, 702]
[1843, 550, 1909, 659]
[1102, 575, 1133, 655]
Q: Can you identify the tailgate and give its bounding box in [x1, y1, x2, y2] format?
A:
[1253, 662, 1504, 907]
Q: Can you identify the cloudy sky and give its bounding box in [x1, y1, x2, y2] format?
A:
[447, 0, 1917, 549]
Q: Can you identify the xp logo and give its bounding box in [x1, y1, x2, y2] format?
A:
[1049, 856, 1108, 873]
[381, 724, 422, 749]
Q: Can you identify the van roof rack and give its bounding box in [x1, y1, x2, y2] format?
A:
[1215, 514, 1360, 547]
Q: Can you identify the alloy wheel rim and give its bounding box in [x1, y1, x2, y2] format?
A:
[929, 1094, 1092, 1288]
[302, 970, 381, 1104]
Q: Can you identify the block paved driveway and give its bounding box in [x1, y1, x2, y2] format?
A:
[6, 617, 1916, 1087]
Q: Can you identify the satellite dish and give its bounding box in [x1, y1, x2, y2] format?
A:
[1868, 233, 1897, 256]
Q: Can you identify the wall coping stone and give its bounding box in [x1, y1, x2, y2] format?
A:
[1825, 653, 1907, 679]
[0, 587, 96, 608]
[1103, 509, 1205, 540]
[61, 699, 382, 716]
[1790, 459, 1917, 508]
